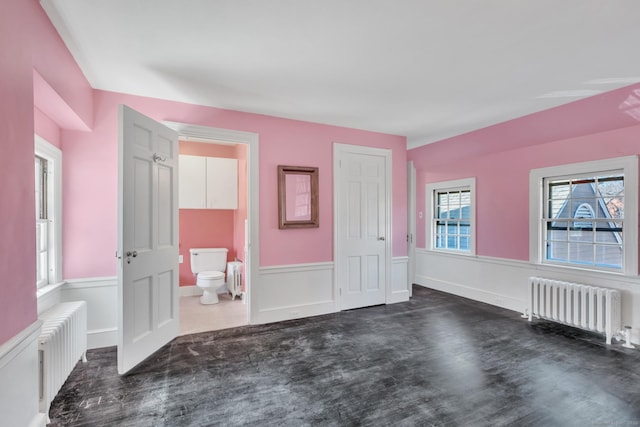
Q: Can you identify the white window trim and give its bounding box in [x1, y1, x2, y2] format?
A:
[426, 177, 476, 256]
[529, 156, 638, 276]
[35, 135, 62, 287]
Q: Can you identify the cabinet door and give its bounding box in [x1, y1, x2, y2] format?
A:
[178, 155, 206, 208]
[206, 157, 238, 209]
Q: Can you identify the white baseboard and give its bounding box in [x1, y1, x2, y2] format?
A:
[28, 413, 47, 427]
[87, 327, 117, 349]
[179, 285, 202, 297]
[254, 301, 336, 324]
[0, 321, 44, 427]
[415, 274, 523, 312]
[414, 249, 640, 344]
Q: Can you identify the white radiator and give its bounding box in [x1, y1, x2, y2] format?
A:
[38, 301, 87, 416]
[227, 261, 243, 300]
[527, 277, 621, 344]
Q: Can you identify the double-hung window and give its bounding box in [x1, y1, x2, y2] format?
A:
[426, 178, 476, 255]
[34, 135, 62, 289]
[35, 155, 49, 287]
[530, 156, 638, 275]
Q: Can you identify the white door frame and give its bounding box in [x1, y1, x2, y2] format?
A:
[407, 161, 416, 296]
[333, 143, 392, 310]
[164, 121, 259, 323]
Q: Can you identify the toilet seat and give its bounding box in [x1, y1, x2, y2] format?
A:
[198, 271, 225, 280]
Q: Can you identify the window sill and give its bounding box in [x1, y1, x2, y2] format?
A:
[36, 281, 65, 300]
[536, 262, 635, 278]
[427, 248, 476, 257]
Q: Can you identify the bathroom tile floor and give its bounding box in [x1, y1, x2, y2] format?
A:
[179, 292, 248, 336]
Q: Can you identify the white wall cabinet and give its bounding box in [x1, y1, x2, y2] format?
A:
[179, 155, 238, 209]
[179, 155, 207, 208]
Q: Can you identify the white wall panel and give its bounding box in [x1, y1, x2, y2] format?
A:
[0, 321, 46, 427]
[254, 262, 335, 324]
[390, 256, 410, 304]
[415, 249, 640, 343]
[61, 277, 117, 349]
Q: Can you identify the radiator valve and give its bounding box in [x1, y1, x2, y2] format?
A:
[616, 326, 636, 349]
[622, 326, 635, 349]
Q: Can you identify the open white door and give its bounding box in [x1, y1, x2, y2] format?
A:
[117, 105, 179, 375]
[335, 143, 391, 310]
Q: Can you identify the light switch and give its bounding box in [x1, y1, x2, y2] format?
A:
[179, 255, 184, 264]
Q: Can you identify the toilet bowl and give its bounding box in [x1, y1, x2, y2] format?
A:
[190, 248, 228, 305]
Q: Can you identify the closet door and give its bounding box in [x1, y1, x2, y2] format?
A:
[178, 155, 206, 209]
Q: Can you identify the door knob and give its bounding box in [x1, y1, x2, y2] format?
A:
[378, 237, 385, 241]
[126, 251, 137, 257]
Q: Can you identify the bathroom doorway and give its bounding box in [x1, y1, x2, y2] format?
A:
[164, 122, 258, 336]
[177, 138, 249, 335]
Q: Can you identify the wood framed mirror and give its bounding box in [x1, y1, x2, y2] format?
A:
[278, 165, 319, 229]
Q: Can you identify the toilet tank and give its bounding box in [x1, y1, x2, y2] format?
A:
[189, 248, 228, 273]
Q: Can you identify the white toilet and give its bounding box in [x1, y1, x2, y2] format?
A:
[190, 248, 228, 305]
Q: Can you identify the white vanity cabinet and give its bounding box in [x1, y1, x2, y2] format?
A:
[179, 155, 238, 209]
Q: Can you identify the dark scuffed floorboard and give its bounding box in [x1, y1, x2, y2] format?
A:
[49, 286, 640, 426]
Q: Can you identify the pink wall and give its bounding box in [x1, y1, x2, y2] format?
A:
[408, 84, 640, 263]
[62, 90, 407, 278]
[34, 107, 61, 147]
[179, 210, 235, 285]
[178, 141, 245, 286]
[0, 0, 38, 346]
[0, 0, 93, 346]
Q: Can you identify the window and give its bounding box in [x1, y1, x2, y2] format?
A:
[35, 155, 49, 287]
[530, 157, 638, 275]
[426, 178, 476, 254]
[34, 135, 62, 289]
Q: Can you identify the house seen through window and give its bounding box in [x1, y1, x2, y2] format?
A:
[545, 174, 624, 270]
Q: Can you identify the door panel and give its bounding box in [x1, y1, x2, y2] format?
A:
[157, 270, 174, 326]
[118, 105, 179, 375]
[132, 276, 152, 340]
[366, 255, 380, 291]
[336, 145, 390, 310]
[157, 164, 174, 247]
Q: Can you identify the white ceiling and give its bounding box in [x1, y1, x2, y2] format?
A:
[42, 0, 640, 149]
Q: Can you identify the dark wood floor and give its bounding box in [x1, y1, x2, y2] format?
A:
[49, 286, 640, 426]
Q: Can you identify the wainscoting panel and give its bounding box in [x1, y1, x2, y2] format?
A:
[414, 249, 640, 344]
[61, 277, 117, 349]
[254, 262, 335, 324]
[0, 321, 46, 427]
[389, 256, 410, 304]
